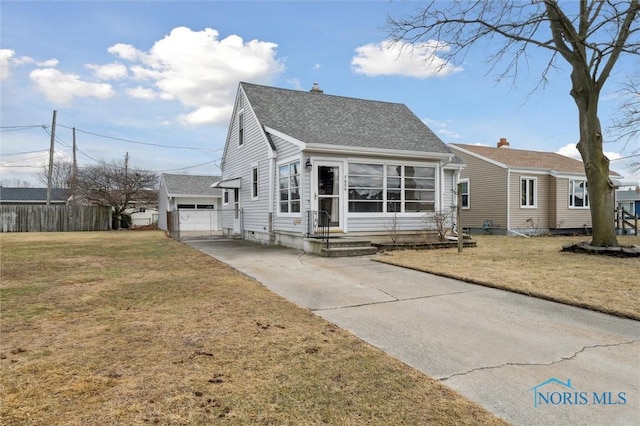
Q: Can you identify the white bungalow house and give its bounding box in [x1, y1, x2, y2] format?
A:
[215, 82, 464, 255]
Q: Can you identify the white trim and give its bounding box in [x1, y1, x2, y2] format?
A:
[211, 178, 241, 189]
[264, 126, 307, 149]
[450, 145, 507, 169]
[306, 143, 453, 160]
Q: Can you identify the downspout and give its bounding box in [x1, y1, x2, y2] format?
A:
[505, 168, 528, 237]
[265, 130, 276, 242]
[506, 168, 510, 231]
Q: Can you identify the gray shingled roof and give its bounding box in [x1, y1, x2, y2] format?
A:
[0, 187, 72, 202]
[241, 82, 451, 154]
[161, 174, 222, 196]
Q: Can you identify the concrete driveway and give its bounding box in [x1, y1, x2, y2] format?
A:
[185, 237, 640, 426]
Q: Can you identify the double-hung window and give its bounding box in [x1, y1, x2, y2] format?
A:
[278, 161, 300, 213]
[521, 177, 536, 208]
[459, 179, 470, 209]
[238, 113, 244, 146]
[251, 166, 259, 199]
[569, 179, 589, 207]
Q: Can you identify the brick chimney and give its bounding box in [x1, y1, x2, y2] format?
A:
[309, 82, 323, 94]
[497, 137, 510, 148]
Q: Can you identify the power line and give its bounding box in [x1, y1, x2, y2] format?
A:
[57, 124, 214, 151]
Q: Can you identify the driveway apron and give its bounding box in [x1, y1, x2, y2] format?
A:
[186, 238, 640, 426]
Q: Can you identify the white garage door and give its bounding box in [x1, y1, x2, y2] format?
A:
[178, 209, 219, 231]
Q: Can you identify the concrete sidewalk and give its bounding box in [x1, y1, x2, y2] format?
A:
[186, 237, 640, 426]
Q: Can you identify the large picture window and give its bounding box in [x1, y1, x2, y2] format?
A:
[569, 179, 589, 207]
[348, 163, 436, 213]
[279, 161, 300, 214]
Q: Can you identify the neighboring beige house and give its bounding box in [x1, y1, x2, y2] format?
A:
[450, 139, 620, 235]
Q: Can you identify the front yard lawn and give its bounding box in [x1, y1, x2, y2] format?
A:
[377, 235, 640, 320]
[0, 231, 506, 425]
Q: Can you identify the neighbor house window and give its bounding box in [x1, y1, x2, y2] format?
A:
[238, 113, 244, 146]
[520, 177, 536, 207]
[278, 161, 300, 214]
[569, 179, 589, 207]
[347, 163, 436, 213]
[252, 166, 258, 199]
[459, 179, 469, 209]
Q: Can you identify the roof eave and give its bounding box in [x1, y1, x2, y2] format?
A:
[304, 143, 453, 160]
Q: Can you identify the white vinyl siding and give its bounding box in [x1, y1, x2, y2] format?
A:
[220, 90, 271, 234]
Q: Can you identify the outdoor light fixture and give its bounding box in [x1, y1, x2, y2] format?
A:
[305, 158, 312, 170]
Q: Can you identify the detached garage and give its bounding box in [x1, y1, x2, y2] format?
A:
[158, 174, 222, 238]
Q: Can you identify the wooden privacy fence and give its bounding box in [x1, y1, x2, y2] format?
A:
[0, 205, 111, 232]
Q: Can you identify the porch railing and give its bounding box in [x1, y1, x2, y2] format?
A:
[616, 206, 639, 236]
[306, 210, 330, 248]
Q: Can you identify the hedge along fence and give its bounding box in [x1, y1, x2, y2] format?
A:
[0, 205, 112, 232]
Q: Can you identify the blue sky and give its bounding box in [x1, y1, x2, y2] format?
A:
[1, 1, 638, 186]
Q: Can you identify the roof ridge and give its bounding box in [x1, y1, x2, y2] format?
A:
[240, 81, 406, 107]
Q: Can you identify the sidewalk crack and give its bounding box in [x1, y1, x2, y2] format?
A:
[439, 340, 639, 382]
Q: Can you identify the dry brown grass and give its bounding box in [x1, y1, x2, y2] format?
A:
[0, 231, 506, 425]
[377, 235, 640, 320]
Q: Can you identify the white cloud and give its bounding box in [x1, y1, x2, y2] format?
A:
[127, 86, 158, 100]
[108, 43, 143, 61]
[0, 49, 15, 80]
[351, 39, 462, 78]
[86, 62, 128, 80]
[424, 118, 461, 140]
[179, 105, 234, 126]
[29, 68, 115, 105]
[556, 143, 622, 161]
[108, 26, 285, 125]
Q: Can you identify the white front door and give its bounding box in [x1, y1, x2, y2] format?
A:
[314, 161, 344, 231]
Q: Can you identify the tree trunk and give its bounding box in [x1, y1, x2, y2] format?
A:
[572, 77, 618, 247]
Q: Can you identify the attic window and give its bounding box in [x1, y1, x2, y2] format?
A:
[238, 112, 244, 146]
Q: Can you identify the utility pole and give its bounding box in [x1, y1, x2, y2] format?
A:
[46, 110, 57, 205]
[71, 127, 77, 205]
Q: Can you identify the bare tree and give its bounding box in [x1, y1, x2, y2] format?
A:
[387, 0, 639, 247]
[609, 74, 640, 175]
[75, 155, 158, 229]
[37, 161, 74, 188]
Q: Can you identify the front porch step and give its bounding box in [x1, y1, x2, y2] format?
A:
[313, 238, 377, 257]
[320, 245, 378, 257]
